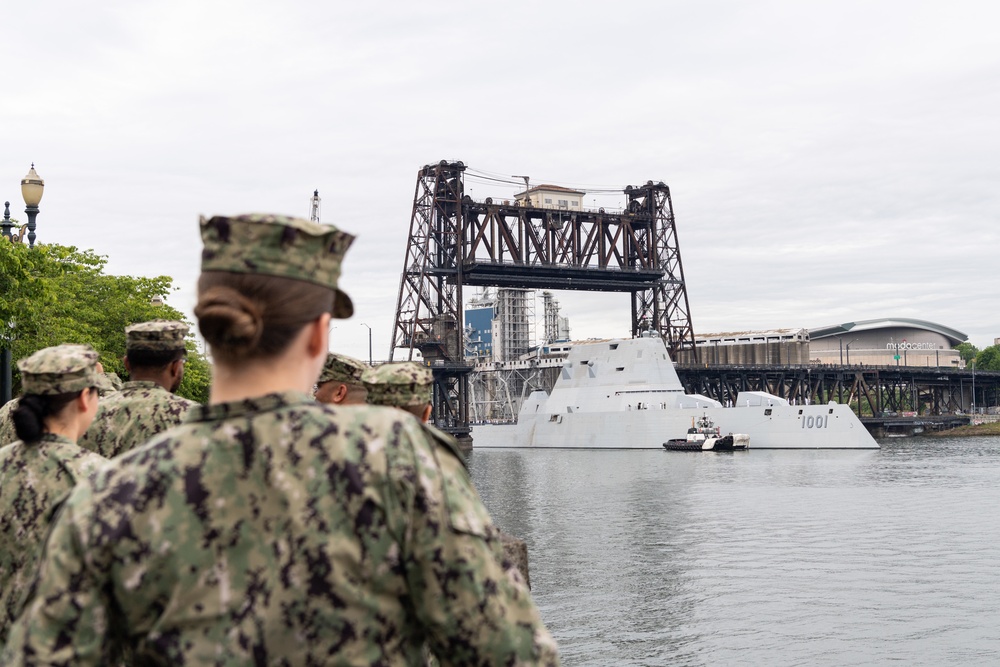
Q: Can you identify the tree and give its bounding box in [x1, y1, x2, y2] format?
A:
[956, 342, 979, 364]
[0, 241, 210, 402]
[975, 345, 1000, 372]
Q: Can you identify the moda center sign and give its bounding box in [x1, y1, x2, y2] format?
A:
[886, 339, 936, 350]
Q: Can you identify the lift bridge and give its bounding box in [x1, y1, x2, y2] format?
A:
[389, 160, 695, 446]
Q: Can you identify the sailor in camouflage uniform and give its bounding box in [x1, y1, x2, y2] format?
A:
[0, 372, 118, 446]
[3, 213, 560, 666]
[78, 320, 198, 458]
[315, 352, 369, 405]
[0, 345, 110, 649]
[365, 361, 537, 590]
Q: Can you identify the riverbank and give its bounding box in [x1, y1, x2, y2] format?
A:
[924, 420, 1000, 437]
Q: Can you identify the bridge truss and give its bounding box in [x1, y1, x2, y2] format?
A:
[390, 160, 696, 443]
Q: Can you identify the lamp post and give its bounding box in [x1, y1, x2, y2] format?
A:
[845, 338, 860, 365]
[1, 166, 44, 404]
[972, 359, 976, 414]
[19, 164, 44, 248]
[360, 322, 372, 366]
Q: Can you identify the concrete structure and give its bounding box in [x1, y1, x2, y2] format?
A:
[513, 184, 586, 210]
[684, 328, 810, 366]
[809, 319, 967, 368]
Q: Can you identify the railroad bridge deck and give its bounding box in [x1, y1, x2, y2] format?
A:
[672, 363, 999, 420]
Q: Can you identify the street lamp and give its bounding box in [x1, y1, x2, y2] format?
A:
[1, 165, 44, 404]
[845, 338, 860, 365]
[972, 359, 976, 414]
[19, 164, 44, 248]
[360, 322, 372, 366]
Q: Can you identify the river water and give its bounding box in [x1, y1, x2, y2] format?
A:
[468, 437, 1000, 666]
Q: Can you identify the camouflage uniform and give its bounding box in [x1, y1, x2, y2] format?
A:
[319, 352, 368, 387]
[0, 345, 109, 648]
[0, 399, 19, 446]
[101, 372, 123, 395]
[363, 361, 433, 410]
[78, 320, 198, 459]
[2, 214, 559, 666]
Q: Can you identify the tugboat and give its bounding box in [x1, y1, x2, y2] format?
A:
[663, 414, 750, 451]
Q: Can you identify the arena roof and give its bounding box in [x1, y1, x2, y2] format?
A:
[809, 318, 967, 346]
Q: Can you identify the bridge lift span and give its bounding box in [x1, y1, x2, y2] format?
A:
[389, 160, 696, 446]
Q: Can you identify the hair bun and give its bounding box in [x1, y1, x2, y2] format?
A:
[195, 286, 264, 356]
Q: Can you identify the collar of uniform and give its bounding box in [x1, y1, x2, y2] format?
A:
[34, 432, 78, 448]
[185, 391, 314, 423]
[121, 380, 163, 391]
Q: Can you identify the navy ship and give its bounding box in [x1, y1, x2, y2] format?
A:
[471, 336, 879, 449]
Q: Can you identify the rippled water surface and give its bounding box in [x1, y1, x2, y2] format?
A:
[468, 437, 1000, 666]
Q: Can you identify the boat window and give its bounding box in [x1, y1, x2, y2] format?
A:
[765, 409, 772, 416]
[609, 343, 619, 350]
[798, 409, 803, 415]
[616, 367, 625, 371]
[579, 360, 589, 366]
[829, 408, 834, 414]
[549, 415, 559, 422]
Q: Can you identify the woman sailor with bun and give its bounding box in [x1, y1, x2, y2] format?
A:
[2, 214, 559, 666]
[0, 344, 110, 648]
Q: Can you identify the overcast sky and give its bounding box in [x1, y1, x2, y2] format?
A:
[3, 0, 998, 361]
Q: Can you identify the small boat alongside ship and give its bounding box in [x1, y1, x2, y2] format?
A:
[663, 414, 750, 451]
[471, 335, 879, 450]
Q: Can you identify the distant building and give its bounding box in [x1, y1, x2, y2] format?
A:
[809, 318, 967, 367]
[465, 303, 494, 359]
[514, 184, 586, 210]
[688, 328, 810, 365]
[680, 318, 968, 368]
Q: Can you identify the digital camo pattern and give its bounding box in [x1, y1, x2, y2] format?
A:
[2, 391, 559, 666]
[318, 352, 368, 385]
[17, 344, 113, 395]
[0, 400, 18, 446]
[125, 319, 189, 351]
[200, 213, 355, 318]
[78, 381, 198, 459]
[363, 361, 434, 408]
[0, 434, 105, 648]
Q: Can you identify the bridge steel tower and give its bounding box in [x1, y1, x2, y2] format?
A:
[390, 160, 696, 445]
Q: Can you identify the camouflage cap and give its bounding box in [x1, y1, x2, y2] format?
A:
[318, 352, 368, 385]
[362, 361, 433, 408]
[17, 344, 114, 395]
[103, 372, 124, 392]
[199, 213, 355, 318]
[126, 319, 189, 352]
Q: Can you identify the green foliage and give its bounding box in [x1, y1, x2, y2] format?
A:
[956, 342, 979, 364]
[974, 345, 1000, 372]
[178, 342, 211, 404]
[0, 241, 209, 402]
